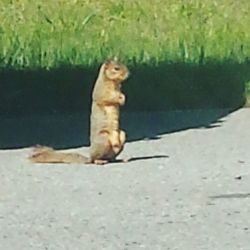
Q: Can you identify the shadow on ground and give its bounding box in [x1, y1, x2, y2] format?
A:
[0, 61, 249, 149]
[0, 109, 236, 149]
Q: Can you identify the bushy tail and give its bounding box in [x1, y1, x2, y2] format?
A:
[28, 145, 90, 164]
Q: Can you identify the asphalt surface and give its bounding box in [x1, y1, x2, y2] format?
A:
[0, 109, 250, 250]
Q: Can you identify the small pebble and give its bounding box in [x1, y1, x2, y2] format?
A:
[235, 176, 242, 180]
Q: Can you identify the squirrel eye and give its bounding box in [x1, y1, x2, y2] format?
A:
[114, 66, 120, 71]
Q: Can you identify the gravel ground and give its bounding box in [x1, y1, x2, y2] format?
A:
[0, 109, 250, 250]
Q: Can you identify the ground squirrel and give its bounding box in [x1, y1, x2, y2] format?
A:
[29, 58, 129, 165]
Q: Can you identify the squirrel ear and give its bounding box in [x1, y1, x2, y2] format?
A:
[103, 59, 111, 69]
[113, 56, 119, 62]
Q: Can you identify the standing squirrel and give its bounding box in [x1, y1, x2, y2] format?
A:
[29, 58, 129, 165]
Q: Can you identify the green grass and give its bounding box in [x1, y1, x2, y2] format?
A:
[0, 0, 250, 69]
[1, 0, 250, 113]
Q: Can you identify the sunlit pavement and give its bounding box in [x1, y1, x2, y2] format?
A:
[0, 108, 249, 250]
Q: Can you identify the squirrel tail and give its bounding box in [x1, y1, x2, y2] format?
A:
[28, 145, 91, 164]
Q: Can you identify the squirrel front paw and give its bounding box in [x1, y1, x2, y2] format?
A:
[119, 93, 126, 105]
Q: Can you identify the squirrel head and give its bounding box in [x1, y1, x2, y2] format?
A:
[103, 58, 129, 82]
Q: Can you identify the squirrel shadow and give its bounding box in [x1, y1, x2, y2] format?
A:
[0, 60, 249, 149]
[113, 155, 169, 163]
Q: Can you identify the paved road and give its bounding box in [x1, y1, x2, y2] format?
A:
[0, 109, 250, 250]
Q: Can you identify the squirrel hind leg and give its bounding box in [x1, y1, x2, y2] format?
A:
[119, 130, 126, 145]
[110, 130, 126, 155]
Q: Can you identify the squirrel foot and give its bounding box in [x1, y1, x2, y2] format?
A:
[121, 157, 130, 163]
[94, 159, 108, 165]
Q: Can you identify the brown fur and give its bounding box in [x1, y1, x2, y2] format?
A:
[29, 58, 129, 165]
